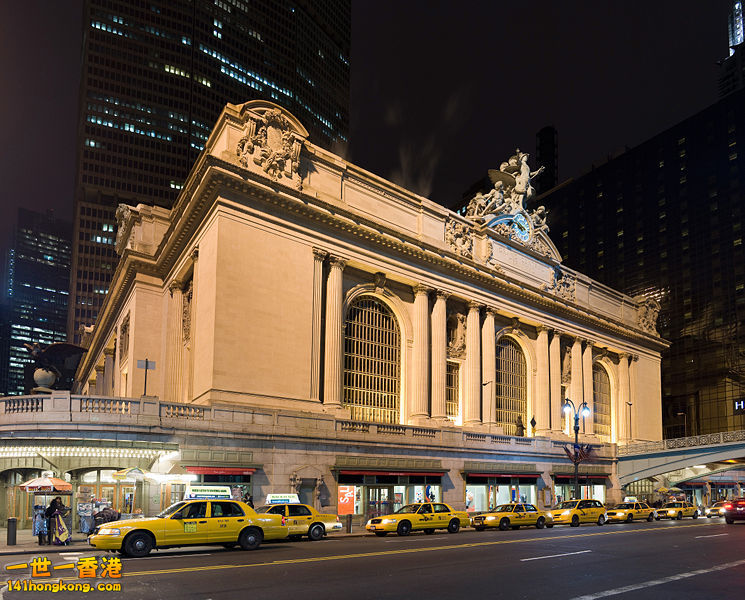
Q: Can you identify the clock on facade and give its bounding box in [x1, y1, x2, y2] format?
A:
[511, 212, 532, 242]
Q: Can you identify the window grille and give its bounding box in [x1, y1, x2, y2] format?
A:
[593, 364, 611, 441]
[446, 362, 460, 420]
[343, 297, 401, 423]
[495, 337, 527, 435]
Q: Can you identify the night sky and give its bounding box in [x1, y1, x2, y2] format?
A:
[0, 1, 734, 247]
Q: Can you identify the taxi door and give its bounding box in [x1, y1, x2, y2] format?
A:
[415, 503, 436, 528]
[163, 501, 209, 545]
[207, 501, 247, 543]
[287, 504, 313, 534]
[635, 503, 650, 519]
[432, 503, 452, 528]
[512, 504, 529, 525]
[577, 500, 596, 523]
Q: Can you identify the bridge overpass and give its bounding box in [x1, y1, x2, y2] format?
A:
[618, 429, 745, 486]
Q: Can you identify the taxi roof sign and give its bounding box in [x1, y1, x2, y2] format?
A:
[265, 493, 300, 504]
[183, 485, 233, 500]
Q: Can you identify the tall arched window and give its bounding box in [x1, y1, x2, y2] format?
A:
[495, 337, 527, 435]
[343, 297, 401, 423]
[593, 364, 611, 441]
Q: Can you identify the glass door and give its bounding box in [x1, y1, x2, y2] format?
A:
[366, 486, 394, 519]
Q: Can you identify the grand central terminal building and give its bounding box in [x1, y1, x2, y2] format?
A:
[0, 101, 667, 526]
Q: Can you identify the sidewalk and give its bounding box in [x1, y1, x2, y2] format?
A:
[0, 527, 368, 556]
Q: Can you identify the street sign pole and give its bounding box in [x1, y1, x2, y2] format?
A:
[137, 359, 156, 396]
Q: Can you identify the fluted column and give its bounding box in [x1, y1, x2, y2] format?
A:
[310, 248, 327, 402]
[430, 291, 449, 420]
[411, 284, 432, 421]
[481, 308, 497, 425]
[166, 281, 184, 403]
[102, 348, 115, 396]
[88, 378, 97, 396]
[94, 365, 105, 396]
[464, 301, 482, 425]
[323, 256, 347, 409]
[535, 326, 550, 434]
[549, 330, 563, 431]
[570, 336, 583, 430]
[582, 340, 594, 434]
[617, 353, 630, 442]
[187, 248, 199, 401]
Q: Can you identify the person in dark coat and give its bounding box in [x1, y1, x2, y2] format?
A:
[45, 498, 61, 545]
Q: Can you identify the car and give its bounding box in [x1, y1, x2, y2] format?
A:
[471, 503, 553, 531]
[365, 502, 470, 537]
[88, 499, 288, 557]
[705, 501, 728, 518]
[723, 498, 745, 524]
[255, 503, 342, 540]
[655, 501, 699, 520]
[605, 502, 656, 523]
[546, 499, 607, 527]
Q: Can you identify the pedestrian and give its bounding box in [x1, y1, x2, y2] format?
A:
[45, 497, 60, 545]
[246, 494, 254, 508]
[33, 505, 47, 546]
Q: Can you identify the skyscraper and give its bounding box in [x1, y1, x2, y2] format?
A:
[0, 210, 71, 395]
[720, 1, 745, 96]
[70, 0, 351, 342]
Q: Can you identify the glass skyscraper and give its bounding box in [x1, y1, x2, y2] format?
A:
[70, 0, 351, 342]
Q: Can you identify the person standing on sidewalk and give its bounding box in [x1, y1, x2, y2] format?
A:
[45, 498, 60, 545]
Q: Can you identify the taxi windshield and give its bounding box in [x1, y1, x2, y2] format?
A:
[614, 503, 634, 509]
[493, 504, 517, 512]
[395, 504, 421, 514]
[157, 501, 187, 518]
[556, 501, 579, 510]
[254, 506, 273, 513]
[663, 502, 682, 508]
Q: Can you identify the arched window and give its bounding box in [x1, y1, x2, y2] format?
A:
[343, 297, 401, 423]
[495, 337, 527, 435]
[593, 364, 611, 441]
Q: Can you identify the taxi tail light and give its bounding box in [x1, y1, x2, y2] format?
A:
[336, 516, 341, 523]
[724, 504, 733, 509]
[281, 516, 286, 526]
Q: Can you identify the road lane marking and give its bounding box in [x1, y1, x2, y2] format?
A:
[694, 533, 728, 539]
[117, 522, 718, 578]
[569, 558, 745, 599]
[521, 550, 592, 562]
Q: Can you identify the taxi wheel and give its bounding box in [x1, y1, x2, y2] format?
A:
[396, 521, 412, 536]
[239, 527, 263, 550]
[546, 523, 554, 528]
[647, 513, 654, 522]
[308, 523, 325, 541]
[655, 515, 661, 520]
[123, 532, 153, 558]
[626, 514, 633, 523]
[597, 515, 606, 526]
[536, 517, 545, 529]
[498, 518, 510, 531]
[447, 519, 460, 534]
[424, 528, 435, 535]
[725, 517, 735, 524]
[676, 512, 683, 520]
[692, 511, 699, 519]
[570, 515, 580, 527]
[374, 531, 388, 537]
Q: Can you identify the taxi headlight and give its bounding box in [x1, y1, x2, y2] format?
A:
[98, 528, 121, 536]
[562, 510, 572, 516]
[486, 516, 497, 521]
[381, 519, 397, 524]
[667, 510, 676, 514]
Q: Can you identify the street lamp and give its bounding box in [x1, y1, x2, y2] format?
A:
[626, 401, 633, 441]
[676, 411, 687, 437]
[563, 398, 590, 500]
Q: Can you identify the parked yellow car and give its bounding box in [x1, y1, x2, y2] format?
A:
[705, 501, 727, 518]
[656, 501, 699, 520]
[255, 503, 342, 540]
[605, 502, 656, 523]
[547, 499, 607, 527]
[88, 499, 288, 557]
[365, 502, 470, 536]
[471, 503, 553, 531]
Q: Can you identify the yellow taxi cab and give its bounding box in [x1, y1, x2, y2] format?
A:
[255, 503, 342, 540]
[656, 501, 699, 520]
[705, 501, 727, 518]
[546, 499, 607, 527]
[365, 502, 470, 536]
[88, 499, 288, 557]
[471, 503, 553, 531]
[605, 502, 656, 523]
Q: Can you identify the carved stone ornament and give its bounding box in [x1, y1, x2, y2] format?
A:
[447, 312, 467, 359]
[542, 266, 576, 302]
[634, 295, 661, 335]
[182, 280, 194, 342]
[374, 272, 387, 294]
[561, 345, 572, 385]
[528, 236, 553, 258]
[236, 108, 302, 183]
[118, 313, 130, 364]
[115, 204, 132, 251]
[445, 219, 473, 258]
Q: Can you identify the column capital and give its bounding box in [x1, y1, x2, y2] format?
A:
[312, 247, 328, 261]
[467, 300, 482, 312]
[413, 283, 433, 297]
[103, 347, 115, 357]
[485, 307, 499, 319]
[581, 338, 594, 348]
[95, 364, 105, 373]
[535, 324, 550, 335]
[632, 354, 640, 362]
[168, 280, 183, 297]
[328, 255, 348, 270]
[618, 352, 631, 361]
[190, 247, 199, 262]
[435, 289, 450, 302]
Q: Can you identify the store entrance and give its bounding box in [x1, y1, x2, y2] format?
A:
[366, 486, 398, 519]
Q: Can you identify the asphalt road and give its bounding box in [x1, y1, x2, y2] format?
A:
[2, 519, 744, 600]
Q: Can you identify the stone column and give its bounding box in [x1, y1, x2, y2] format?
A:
[411, 284, 432, 421]
[323, 256, 347, 409]
[535, 326, 550, 435]
[570, 337, 583, 430]
[549, 330, 563, 431]
[582, 340, 595, 434]
[430, 291, 448, 421]
[187, 248, 199, 401]
[88, 378, 97, 396]
[481, 308, 497, 426]
[310, 248, 327, 402]
[464, 301, 482, 425]
[94, 365, 105, 396]
[618, 353, 631, 442]
[166, 281, 184, 404]
[102, 348, 115, 396]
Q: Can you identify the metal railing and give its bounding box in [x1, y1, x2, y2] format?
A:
[618, 429, 745, 456]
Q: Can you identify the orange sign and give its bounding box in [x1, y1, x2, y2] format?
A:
[337, 485, 355, 515]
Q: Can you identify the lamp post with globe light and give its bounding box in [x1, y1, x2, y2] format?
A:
[563, 398, 590, 499]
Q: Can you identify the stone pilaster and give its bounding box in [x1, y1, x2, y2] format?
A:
[481, 308, 497, 425]
[582, 340, 594, 434]
[323, 256, 347, 408]
[102, 348, 115, 397]
[411, 284, 432, 421]
[430, 291, 449, 420]
[187, 248, 199, 401]
[535, 325, 550, 434]
[464, 301, 482, 425]
[617, 353, 630, 442]
[570, 336, 583, 430]
[94, 365, 105, 396]
[549, 330, 563, 431]
[166, 281, 184, 404]
[310, 248, 327, 402]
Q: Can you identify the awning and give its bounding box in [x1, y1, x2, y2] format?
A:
[466, 472, 541, 479]
[185, 467, 256, 475]
[554, 474, 609, 480]
[338, 470, 445, 476]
